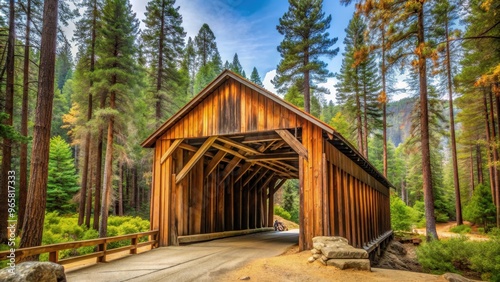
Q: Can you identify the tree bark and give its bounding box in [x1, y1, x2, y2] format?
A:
[381, 26, 388, 178]
[20, 0, 59, 254]
[417, 5, 438, 241]
[79, 0, 98, 227]
[19, 0, 31, 234]
[155, 0, 165, 125]
[118, 162, 123, 216]
[363, 83, 368, 159]
[0, 0, 16, 244]
[477, 144, 483, 185]
[483, 90, 496, 201]
[93, 93, 105, 230]
[445, 21, 462, 225]
[494, 83, 500, 228]
[99, 90, 115, 238]
[303, 48, 311, 113]
[488, 90, 499, 207]
[470, 148, 475, 193]
[85, 160, 93, 227]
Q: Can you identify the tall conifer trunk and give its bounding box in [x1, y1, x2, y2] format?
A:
[19, 0, 31, 234]
[20, 0, 59, 253]
[444, 20, 462, 225]
[99, 89, 115, 238]
[0, 0, 16, 244]
[483, 91, 496, 200]
[417, 5, 438, 241]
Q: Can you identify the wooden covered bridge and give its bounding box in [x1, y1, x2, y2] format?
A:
[142, 70, 392, 252]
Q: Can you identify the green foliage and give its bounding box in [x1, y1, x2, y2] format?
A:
[249, 67, 263, 86]
[274, 205, 291, 221]
[47, 136, 80, 213]
[417, 237, 500, 281]
[229, 53, 244, 76]
[390, 193, 417, 231]
[282, 179, 300, 223]
[449, 224, 472, 234]
[272, 0, 338, 112]
[463, 184, 496, 230]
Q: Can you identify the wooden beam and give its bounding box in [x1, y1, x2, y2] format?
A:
[242, 133, 282, 144]
[178, 143, 215, 158]
[217, 136, 261, 155]
[254, 162, 291, 178]
[218, 156, 242, 186]
[212, 143, 248, 160]
[247, 152, 298, 162]
[275, 129, 308, 160]
[252, 172, 276, 192]
[234, 162, 254, 183]
[248, 170, 270, 191]
[204, 144, 230, 177]
[268, 179, 287, 198]
[175, 137, 217, 184]
[160, 139, 184, 164]
[243, 166, 263, 187]
[270, 140, 285, 151]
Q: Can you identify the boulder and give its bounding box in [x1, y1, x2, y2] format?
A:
[326, 259, 371, 271]
[442, 273, 472, 282]
[0, 262, 66, 282]
[386, 241, 406, 256]
[312, 236, 348, 246]
[321, 245, 368, 259]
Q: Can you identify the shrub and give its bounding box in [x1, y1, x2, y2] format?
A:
[450, 224, 471, 234]
[463, 184, 496, 231]
[390, 193, 416, 231]
[417, 237, 500, 281]
[274, 205, 291, 221]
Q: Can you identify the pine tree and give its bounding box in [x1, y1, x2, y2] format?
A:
[20, 0, 59, 253]
[47, 136, 79, 213]
[142, 0, 186, 124]
[230, 53, 244, 76]
[73, 0, 101, 227]
[335, 14, 380, 158]
[183, 37, 196, 97]
[93, 0, 139, 238]
[250, 67, 263, 86]
[194, 23, 218, 68]
[272, 0, 338, 113]
[0, 0, 16, 244]
[192, 24, 221, 93]
[431, 0, 463, 225]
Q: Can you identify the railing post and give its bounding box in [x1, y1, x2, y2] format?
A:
[49, 251, 58, 263]
[130, 234, 138, 255]
[98, 240, 107, 263]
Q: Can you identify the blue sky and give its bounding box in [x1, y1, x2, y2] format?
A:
[130, 0, 356, 101]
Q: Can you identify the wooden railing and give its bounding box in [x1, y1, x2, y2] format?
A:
[0, 230, 158, 265]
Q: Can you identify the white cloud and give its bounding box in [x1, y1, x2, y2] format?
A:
[263, 69, 277, 94]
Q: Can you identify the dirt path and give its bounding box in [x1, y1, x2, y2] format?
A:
[217, 245, 445, 282]
[414, 221, 489, 241]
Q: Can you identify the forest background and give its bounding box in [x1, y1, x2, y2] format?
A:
[0, 0, 499, 278]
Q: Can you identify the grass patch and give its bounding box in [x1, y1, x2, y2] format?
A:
[449, 224, 472, 234]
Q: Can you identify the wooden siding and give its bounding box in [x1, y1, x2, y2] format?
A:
[162, 80, 304, 140]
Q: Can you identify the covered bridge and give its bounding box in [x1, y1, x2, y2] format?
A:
[142, 70, 392, 251]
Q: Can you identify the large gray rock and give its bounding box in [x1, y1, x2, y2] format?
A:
[321, 245, 368, 259]
[387, 241, 406, 256]
[0, 261, 66, 282]
[326, 259, 371, 271]
[443, 273, 472, 282]
[312, 236, 348, 245]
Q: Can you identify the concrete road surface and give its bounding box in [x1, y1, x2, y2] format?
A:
[66, 230, 298, 282]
